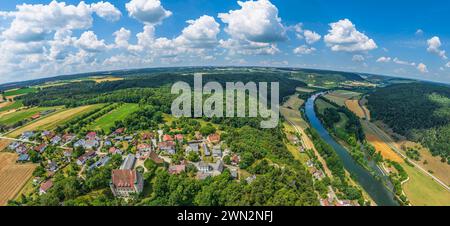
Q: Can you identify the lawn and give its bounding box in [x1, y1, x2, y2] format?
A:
[4, 87, 38, 97]
[402, 162, 450, 206]
[0, 106, 60, 126]
[87, 103, 139, 132]
[0, 101, 24, 113]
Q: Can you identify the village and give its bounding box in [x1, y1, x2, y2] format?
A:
[6, 126, 244, 198]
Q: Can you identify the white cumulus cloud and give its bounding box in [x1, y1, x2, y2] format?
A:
[75, 31, 108, 52]
[324, 19, 377, 52]
[126, 0, 172, 25]
[427, 36, 447, 59]
[417, 63, 428, 73]
[352, 55, 365, 62]
[376, 56, 391, 63]
[303, 30, 321, 44]
[293, 45, 316, 55]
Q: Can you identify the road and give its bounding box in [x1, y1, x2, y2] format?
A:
[0, 136, 71, 150]
[358, 98, 450, 192]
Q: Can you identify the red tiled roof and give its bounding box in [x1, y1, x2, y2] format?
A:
[163, 134, 173, 141]
[112, 169, 136, 188]
[174, 134, 184, 141]
[207, 133, 220, 143]
[40, 180, 53, 192]
[149, 151, 164, 164]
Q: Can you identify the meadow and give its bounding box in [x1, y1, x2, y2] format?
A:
[4, 87, 38, 97]
[87, 103, 139, 132]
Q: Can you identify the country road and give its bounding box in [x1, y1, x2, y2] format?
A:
[0, 136, 71, 150]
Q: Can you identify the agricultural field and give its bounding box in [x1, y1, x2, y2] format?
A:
[7, 105, 103, 138]
[402, 162, 450, 206]
[281, 95, 308, 130]
[87, 103, 139, 132]
[315, 98, 336, 115]
[296, 87, 316, 93]
[0, 153, 36, 206]
[324, 90, 361, 106]
[362, 121, 403, 163]
[0, 106, 60, 126]
[0, 139, 12, 151]
[3, 87, 38, 97]
[0, 101, 23, 113]
[345, 100, 366, 119]
[92, 76, 124, 83]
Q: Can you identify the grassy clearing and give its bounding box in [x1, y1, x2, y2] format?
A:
[402, 162, 450, 206]
[88, 103, 139, 132]
[398, 140, 450, 185]
[7, 105, 103, 138]
[362, 122, 404, 163]
[315, 98, 335, 115]
[0, 106, 60, 126]
[4, 87, 37, 97]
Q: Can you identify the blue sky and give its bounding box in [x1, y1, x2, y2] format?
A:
[0, 0, 449, 84]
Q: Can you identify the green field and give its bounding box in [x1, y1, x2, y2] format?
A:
[87, 103, 139, 132]
[4, 87, 38, 97]
[402, 162, 450, 206]
[0, 106, 60, 126]
[0, 101, 24, 113]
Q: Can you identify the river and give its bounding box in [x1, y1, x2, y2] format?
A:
[305, 93, 399, 206]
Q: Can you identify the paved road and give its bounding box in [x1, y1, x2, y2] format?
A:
[0, 136, 71, 150]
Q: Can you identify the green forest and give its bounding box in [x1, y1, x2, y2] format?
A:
[367, 82, 450, 162]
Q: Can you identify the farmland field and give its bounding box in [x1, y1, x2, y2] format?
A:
[345, 100, 366, 119]
[0, 153, 36, 206]
[402, 162, 450, 206]
[324, 90, 361, 106]
[0, 106, 60, 126]
[7, 104, 104, 138]
[4, 87, 37, 97]
[0, 101, 23, 113]
[0, 139, 12, 151]
[362, 121, 403, 163]
[87, 103, 139, 132]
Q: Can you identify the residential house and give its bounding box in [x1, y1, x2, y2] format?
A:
[197, 162, 212, 173]
[207, 133, 220, 144]
[203, 143, 210, 156]
[187, 143, 199, 153]
[88, 156, 110, 171]
[104, 140, 112, 147]
[149, 151, 164, 165]
[211, 160, 224, 173]
[109, 147, 122, 155]
[169, 164, 186, 175]
[62, 133, 75, 143]
[34, 144, 47, 153]
[21, 131, 34, 140]
[231, 154, 240, 166]
[31, 113, 41, 120]
[113, 128, 125, 135]
[84, 139, 99, 150]
[141, 132, 154, 140]
[15, 144, 27, 154]
[163, 134, 173, 142]
[47, 161, 58, 172]
[137, 143, 152, 152]
[41, 131, 55, 139]
[110, 169, 143, 197]
[174, 134, 184, 142]
[73, 139, 86, 148]
[76, 151, 97, 165]
[8, 142, 20, 150]
[39, 180, 53, 195]
[212, 146, 222, 158]
[51, 135, 61, 145]
[158, 141, 175, 155]
[86, 131, 97, 140]
[120, 154, 136, 170]
[17, 154, 29, 162]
